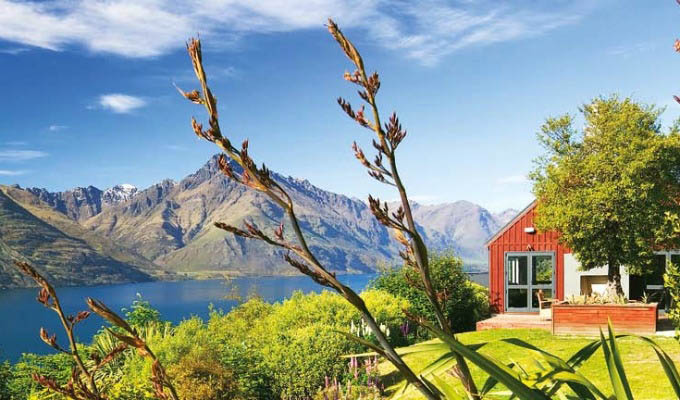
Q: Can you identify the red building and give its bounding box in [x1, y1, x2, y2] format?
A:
[486, 201, 674, 313]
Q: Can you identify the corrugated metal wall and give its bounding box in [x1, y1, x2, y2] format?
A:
[487, 204, 570, 313]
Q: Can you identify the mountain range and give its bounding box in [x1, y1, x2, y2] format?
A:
[0, 155, 517, 288]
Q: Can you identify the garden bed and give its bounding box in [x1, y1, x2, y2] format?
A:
[552, 302, 658, 336]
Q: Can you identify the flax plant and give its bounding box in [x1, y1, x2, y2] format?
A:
[328, 20, 478, 397]
[13, 261, 180, 400]
[177, 20, 479, 400]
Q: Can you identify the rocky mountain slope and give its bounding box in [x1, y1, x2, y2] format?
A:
[83, 157, 395, 275]
[0, 186, 164, 289]
[26, 183, 139, 222]
[1, 155, 518, 286]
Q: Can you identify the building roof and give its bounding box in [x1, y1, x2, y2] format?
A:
[485, 200, 537, 247]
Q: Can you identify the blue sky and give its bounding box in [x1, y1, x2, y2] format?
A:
[0, 0, 678, 212]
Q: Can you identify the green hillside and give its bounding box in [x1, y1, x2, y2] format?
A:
[0, 186, 158, 288]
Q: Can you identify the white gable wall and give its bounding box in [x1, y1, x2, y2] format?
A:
[563, 253, 631, 298]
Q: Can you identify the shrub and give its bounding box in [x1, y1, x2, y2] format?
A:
[469, 281, 490, 322]
[564, 293, 628, 305]
[371, 253, 490, 334]
[235, 289, 409, 399]
[0, 360, 12, 400]
[665, 259, 680, 331]
[206, 300, 276, 399]
[167, 347, 240, 400]
[122, 294, 162, 327]
[215, 342, 274, 400]
[6, 353, 73, 399]
[263, 323, 355, 399]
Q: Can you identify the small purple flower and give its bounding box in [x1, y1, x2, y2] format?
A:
[400, 321, 410, 337]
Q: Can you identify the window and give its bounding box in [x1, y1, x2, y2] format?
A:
[507, 255, 528, 285]
[635, 251, 680, 309]
[672, 253, 680, 266]
[648, 254, 666, 287]
[533, 255, 553, 285]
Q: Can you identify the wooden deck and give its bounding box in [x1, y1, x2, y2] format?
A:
[476, 313, 551, 331]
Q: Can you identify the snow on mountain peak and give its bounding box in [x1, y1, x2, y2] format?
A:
[102, 184, 138, 204]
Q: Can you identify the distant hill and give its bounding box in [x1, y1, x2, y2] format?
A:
[409, 202, 517, 270]
[0, 155, 519, 287]
[0, 186, 164, 289]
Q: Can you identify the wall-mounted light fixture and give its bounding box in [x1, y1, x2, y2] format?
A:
[524, 227, 536, 234]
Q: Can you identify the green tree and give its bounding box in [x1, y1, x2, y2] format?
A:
[531, 96, 680, 295]
[122, 294, 161, 327]
[0, 360, 12, 400]
[371, 253, 489, 333]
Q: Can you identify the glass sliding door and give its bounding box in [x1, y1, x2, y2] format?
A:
[647, 254, 667, 308]
[505, 252, 554, 312]
[636, 251, 680, 310]
[631, 251, 679, 310]
[531, 255, 554, 309]
[506, 255, 529, 310]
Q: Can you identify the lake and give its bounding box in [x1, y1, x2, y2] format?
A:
[0, 272, 488, 362]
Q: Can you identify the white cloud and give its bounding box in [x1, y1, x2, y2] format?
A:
[0, 150, 47, 162]
[0, 0, 594, 64]
[98, 94, 146, 113]
[158, 65, 239, 85]
[48, 124, 68, 131]
[607, 41, 656, 58]
[497, 174, 529, 185]
[163, 144, 187, 151]
[363, 2, 588, 65]
[0, 169, 27, 176]
[0, 46, 29, 55]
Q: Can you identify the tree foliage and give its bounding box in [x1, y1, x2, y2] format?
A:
[122, 294, 162, 327]
[665, 255, 680, 332]
[531, 96, 680, 293]
[370, 253, 490, 334]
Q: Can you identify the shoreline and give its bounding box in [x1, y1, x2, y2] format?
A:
[1, 269, 490, 291]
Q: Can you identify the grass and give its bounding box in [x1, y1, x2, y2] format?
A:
[379, 329, 680, 400]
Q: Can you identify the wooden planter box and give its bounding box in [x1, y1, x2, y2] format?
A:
[552, 302, 658, 336]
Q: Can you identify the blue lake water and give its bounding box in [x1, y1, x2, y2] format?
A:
[0, 272, 488, 362]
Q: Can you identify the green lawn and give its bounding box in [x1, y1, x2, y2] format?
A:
[378, 329, 680, 400]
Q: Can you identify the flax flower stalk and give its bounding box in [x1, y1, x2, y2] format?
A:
[179, 34, 442, 400]
[328, 19, 479, 398]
